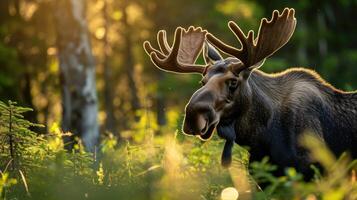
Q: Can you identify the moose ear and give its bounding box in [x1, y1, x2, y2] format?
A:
[203, 41, 223, 64]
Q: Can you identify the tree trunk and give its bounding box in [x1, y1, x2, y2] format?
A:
[150, 3, 168, 127]
[9, 0, 40, 129]
[21, 68, 40, 130]
[0, 1, 9, 21]
[102, 0, 116, 134]
[54, 0, 99, 151]
[156, 72, 167, 126]
[121, 2, 141, 118]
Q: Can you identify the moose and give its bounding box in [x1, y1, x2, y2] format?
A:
[143, 8, 357, 178]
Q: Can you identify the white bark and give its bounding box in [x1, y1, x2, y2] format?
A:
[54, 0, 99, 151]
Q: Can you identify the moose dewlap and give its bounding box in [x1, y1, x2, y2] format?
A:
[143, 8, 357, 179]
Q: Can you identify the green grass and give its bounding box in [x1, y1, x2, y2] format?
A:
[0, 100, 356, 200]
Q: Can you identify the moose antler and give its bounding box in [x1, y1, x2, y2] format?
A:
[207, 8, 296, 71]
[143, 26, 208, 74]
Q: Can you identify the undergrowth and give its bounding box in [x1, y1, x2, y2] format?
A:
[0, 100, 356, 200]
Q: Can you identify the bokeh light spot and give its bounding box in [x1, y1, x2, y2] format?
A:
[221, 187, 239, 200]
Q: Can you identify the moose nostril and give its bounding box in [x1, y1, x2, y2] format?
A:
[183, 114, 208, 135]
[197, 115, 207, 133]
[200, 121, 208, 134]
[182, 119, 197, 135]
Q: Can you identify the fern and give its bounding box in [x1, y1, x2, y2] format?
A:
[0, 100, 44, 171]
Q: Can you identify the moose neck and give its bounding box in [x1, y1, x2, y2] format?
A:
[249, 70, 284, 102]
[239, 70, 279, 119]
[230, 70, 280, 145]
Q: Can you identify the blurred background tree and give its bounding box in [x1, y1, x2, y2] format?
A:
[54, 0, 99, 151]
[0, 0, 356, 147]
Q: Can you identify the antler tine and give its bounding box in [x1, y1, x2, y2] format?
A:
[168, 27, 182, 59]
[143, 26, 208, 74]
[228, 21, 249, 50]
[206, 32, 240, 57]
[228, 21, 256, 63]
[254, 8, 296, 64]
[206, 8, 296, 69]
[143, 28, 181, 62]
[146, 27, 184, 72]
[157, 30, 171, 55]
[143, 41, 166, 59]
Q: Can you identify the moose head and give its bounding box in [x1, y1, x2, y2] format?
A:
[144, 8, 296, 166]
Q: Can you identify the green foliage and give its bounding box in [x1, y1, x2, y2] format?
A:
[0, 173, 17, 199]
[0, 102, 356, 199]
[0, 100, 44, 170]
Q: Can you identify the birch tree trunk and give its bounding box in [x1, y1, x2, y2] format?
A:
[54, 0, 99, 151]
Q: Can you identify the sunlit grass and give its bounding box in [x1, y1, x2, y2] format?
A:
[1, 102, 357, 199]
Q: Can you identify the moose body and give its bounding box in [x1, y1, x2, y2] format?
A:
[144, 8, 357, 178]
[217, 68, 357, 176]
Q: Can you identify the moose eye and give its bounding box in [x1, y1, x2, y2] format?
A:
[227, 79, 239, 91]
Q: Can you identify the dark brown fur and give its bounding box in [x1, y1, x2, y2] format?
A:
[232, 68, 357, 175]
[183, 57, 357, 178]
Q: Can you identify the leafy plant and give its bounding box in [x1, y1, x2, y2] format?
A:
[0, 101, 356, 200]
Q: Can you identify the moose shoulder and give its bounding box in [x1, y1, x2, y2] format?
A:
[143, 8, 357, 179]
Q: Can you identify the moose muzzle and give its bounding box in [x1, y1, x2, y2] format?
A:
[183, 88, 219, 140]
